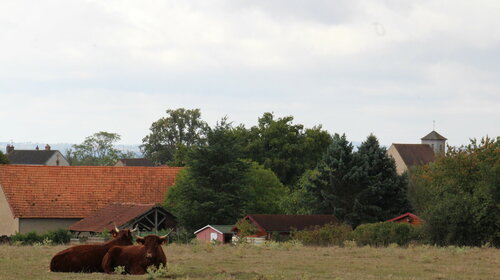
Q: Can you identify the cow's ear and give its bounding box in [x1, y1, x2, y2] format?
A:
[159, 236, 167, 245]
[110, 229, 118, 237]
[136, 236, 145, 244]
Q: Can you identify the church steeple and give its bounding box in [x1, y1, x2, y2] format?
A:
[421, 130, 447, 155]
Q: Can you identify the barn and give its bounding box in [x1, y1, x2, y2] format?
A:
[194, 225, 234, 244]
[69, 203, 176, 236]
[232, 214, 339, 240]
[387, 213, 423, 225]
[0, 165, 182, 235]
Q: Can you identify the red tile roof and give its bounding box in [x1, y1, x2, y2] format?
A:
[0, 165, 182, 218]
[69, 203, 160, 232]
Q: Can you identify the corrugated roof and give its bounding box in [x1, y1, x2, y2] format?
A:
[69, 203, 162, 232]
[6, 150, 59, 165]
[246, 214, 339, 232]
[392, 144, 436, 166]
[0, 165, 182, 218]
[421, 130, 447, 141]
[116, 158, 155, 167]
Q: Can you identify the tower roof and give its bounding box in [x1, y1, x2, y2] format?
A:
[421, 130, 447, 141]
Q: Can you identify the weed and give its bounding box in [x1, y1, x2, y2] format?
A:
[114, 265, 126, 274]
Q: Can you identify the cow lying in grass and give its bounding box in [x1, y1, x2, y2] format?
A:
[50, 227, 135, 273]
[102, 234, 167, 275]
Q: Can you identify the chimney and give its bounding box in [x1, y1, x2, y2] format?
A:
[6, 144, 14, 154]
[36, 145, 39, 151]
[45, 144, 51, 151]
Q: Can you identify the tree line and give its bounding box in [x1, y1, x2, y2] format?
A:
[20, 108, 497, 247]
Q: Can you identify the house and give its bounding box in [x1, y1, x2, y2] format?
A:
[115, 158, 155, 167]
[0, 165, 182, 235]
[387, 130, 447, 175]
[387, 213, 423, 226]
[232, 214, 339, 240]
[5, 144, 69, 166]
[194, 225, 234, 244]
[387, 144, 435, 175]
[69, 203, 176, 236]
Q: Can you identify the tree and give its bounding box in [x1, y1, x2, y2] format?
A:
[165, 119, 250, 230]
[242, 112, 332, 187]
[294, 134, 411, 227]
[355, 134, 412, 222]
[0, 151, 8, 164]
[141, 108, 208, 166]
[165, 119, 286, 231]
[66, 131, 134, 166]
[409, 137, 499, 246]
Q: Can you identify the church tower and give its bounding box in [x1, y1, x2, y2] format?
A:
[421, 130, 447, 155]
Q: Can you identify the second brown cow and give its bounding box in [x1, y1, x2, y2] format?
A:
[102, 234, 167, 274]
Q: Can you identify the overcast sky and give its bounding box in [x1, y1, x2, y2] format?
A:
[1, 0, 499, 147]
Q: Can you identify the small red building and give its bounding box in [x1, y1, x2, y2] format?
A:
[387, 213, 423, 225]
[194, 225, 234, 244]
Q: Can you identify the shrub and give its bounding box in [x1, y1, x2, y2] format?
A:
[10, 229, 72, 245]
[351, 222, 421, 246]
[291, 223, 352, 246]
[10, 232, 44, 245]
[45, 229, 71, 244]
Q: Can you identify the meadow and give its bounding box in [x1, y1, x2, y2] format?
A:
[0, 242, 498, 280]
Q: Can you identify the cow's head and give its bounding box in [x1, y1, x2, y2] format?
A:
[110, 226, 137, 244]
[136, 235, 167, 259]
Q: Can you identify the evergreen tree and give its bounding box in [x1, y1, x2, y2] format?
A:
[355, 134, 411, 222]
[297, 134, 411, 227]
[165, 119, 286, 231]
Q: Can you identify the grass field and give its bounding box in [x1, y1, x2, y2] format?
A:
[0, 243, 498, 280]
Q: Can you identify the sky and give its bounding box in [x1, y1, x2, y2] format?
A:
[1, 0, 499, 147]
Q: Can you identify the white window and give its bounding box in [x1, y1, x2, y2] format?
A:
[210, 232, 218, 241]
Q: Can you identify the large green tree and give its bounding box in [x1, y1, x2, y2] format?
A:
[291, 134, 411, 227]
[165, 119, 285, 231]
[409, 137, 499, 246]
[141, 108, 208, 166]
[0, 151, 9, 164]
[66, 131, 134, 166]
[242, 112, 332, 187]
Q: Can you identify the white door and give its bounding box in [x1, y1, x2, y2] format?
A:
[210, 232, 218, 241]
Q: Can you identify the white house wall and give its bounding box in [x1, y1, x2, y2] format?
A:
[0, 186, 19, 235]
[46, 152, 70, 166]
[18, 218, 80, 234]
[387, 145, 408, 175]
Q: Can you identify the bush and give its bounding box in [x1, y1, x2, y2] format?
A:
[10, 229, 72, 245]
[291, 223, 353, 246]
[351, 222, 421, 246]
[45, 229, 72, 244]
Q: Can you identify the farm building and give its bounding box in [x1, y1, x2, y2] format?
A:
[0, 165, 181, 235]
[387, 130, 447, 175]
[194, 225, 234, 244]
[69, 203, 176, 236]
[5, 145, 69, 166]
[387, 213, 423, 226]
[232, 214, 339, 240]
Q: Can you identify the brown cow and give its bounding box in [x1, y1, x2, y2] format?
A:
[50, 227, 135, 273]
[102, 234, 167, 275]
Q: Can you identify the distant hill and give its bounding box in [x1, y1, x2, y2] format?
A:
[0, 142, 142, 157]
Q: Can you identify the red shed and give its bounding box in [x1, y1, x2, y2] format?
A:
[194, 225, 234, 244]
[387, 213, 423, 225]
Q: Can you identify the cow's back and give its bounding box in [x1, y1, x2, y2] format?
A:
[50, 243, 111, 272]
